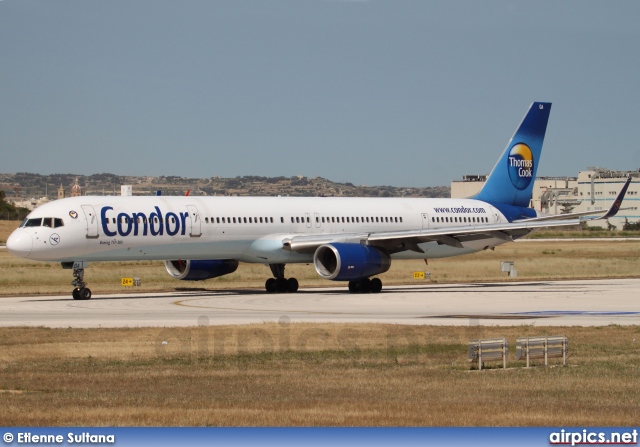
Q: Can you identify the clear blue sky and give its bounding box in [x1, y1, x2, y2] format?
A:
[2, 0, 639, 187]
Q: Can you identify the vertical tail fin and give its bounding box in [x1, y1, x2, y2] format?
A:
[472, 102, 551, 207]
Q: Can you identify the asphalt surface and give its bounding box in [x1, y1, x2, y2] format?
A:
[0, 278, 639, 327]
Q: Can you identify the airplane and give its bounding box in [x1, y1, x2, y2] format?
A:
[6, 102, 631, 300]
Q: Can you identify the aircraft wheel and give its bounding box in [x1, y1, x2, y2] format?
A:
[359, 278, 371, 294]
[265, 278, 276, 293]
[79, 287, 92, 300]
[348, 281, 359, 293]
[287, 277, 299, 293]
[275, 277, 288, 293]
[370, 278, 382, 294]
[72, 288, 81, 300]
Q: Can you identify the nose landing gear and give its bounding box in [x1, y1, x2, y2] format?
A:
[63, 261, 92, 300]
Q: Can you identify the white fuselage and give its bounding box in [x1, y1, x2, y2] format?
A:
[8, 195, 511, 264]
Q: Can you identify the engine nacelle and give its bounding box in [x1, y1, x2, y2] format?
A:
[164, 259, 239, 281]
[313, 243, 391, 281]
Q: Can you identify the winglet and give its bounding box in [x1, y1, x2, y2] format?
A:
[600, 176, 632, 219]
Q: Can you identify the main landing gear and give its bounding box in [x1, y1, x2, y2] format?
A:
[265, 263, 299, 293]
[348, 277, 383, 294]
[68, 262, 92, 300]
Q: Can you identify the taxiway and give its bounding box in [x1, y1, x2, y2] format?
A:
[0, 278, 638, 328]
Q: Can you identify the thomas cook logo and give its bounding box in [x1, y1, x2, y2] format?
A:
[507, 143, 534, 190]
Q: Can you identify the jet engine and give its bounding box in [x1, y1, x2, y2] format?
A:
[313, 243, 391, 281]
[164, 259, 239, 281]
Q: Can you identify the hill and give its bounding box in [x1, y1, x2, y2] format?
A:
[0, 173, 450, 200]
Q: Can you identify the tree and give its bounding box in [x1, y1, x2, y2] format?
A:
[622, 218, 640, 231]
[0, 190, 29, 220]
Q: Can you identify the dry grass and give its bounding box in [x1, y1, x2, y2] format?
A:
[0, 220, 20, 244]
[1, 324, 639, 426]
[0, 239, 639, 296]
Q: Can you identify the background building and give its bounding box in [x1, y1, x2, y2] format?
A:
[452, 168, 640, 229]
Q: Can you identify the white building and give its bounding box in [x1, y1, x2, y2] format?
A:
[452, 168, 640, 229]
[10, 196, 50, 211]
[121, 185, 133, 196]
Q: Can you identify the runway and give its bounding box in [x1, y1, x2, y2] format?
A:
[0, 278, 639, 328]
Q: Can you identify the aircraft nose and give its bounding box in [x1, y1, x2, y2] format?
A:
[6, 229, 32, 258]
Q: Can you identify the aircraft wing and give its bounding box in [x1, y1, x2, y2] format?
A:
[283, 177, 631, 255]
[513, 176, 631, 223]
[283, 218, 580, 254]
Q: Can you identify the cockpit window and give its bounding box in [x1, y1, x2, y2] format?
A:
[22, 217, 63, 228]
[25, 218, 42, 227]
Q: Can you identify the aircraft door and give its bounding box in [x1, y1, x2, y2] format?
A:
[305, 212, 312, 229]
[421, 213, 430, 230]
[186, 205, 202, 237]
[314, 213, 321, 228]
[81, 205, 99, 238]
[489, 205, 502, 224]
